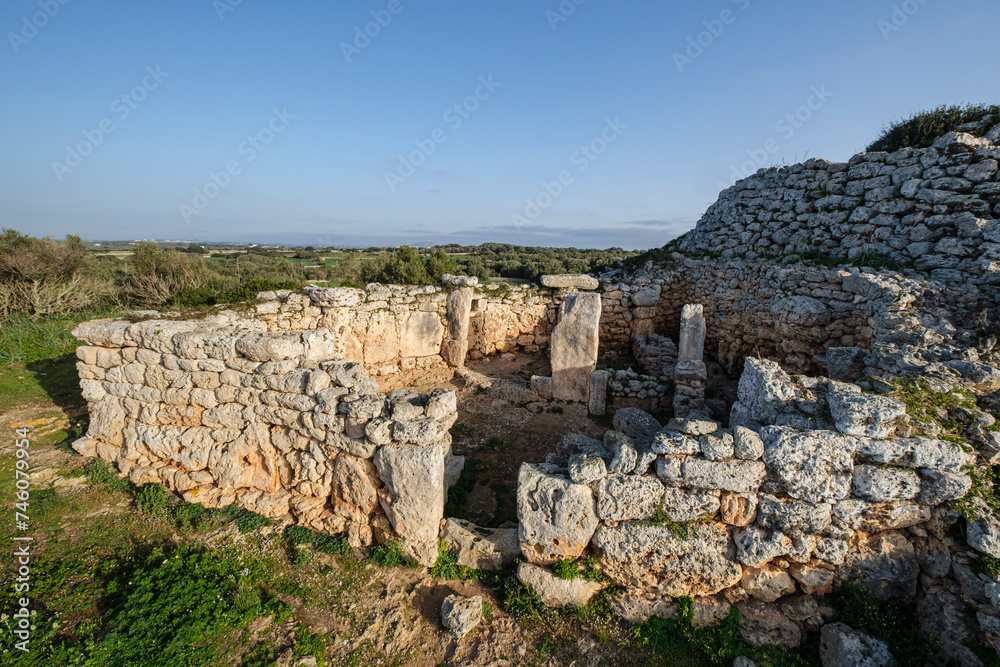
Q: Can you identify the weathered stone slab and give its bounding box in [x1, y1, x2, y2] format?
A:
[595, 475, 663, 522]
[551, 293, 602, 402]
[541, 274, 599, 290]
[399, 311, 443, 358]
[682, 459, 766, 493]
[828, 382, 905, 438]
[517, 463, 598, 564]
[592, 522, 742, 597]
[677, 304, 706, 363]
[374, 441, 446, 566]
[761, 426, 855, 503]
[517, 562, 603, 608]
[442, 287, 472, 367]
[589, 370, 610, 415]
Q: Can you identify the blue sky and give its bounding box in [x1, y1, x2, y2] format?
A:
[1, 0, 998, 250]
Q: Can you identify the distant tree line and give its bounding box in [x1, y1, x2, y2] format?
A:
[0, 230, 645, 320]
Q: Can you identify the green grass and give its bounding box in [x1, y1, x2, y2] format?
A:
[365, 541, 419, 569]
[848, 249, 904, 271]
[429, 542, 479, 581]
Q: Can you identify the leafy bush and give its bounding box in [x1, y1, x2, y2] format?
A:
[283, 524, 317, 545]
[313, 533, 352, 557]
[366, 541, 419, 568]
[293, 626, 327, 667]
[170, 277, 303, 308]
[551, 559, 581, 580]
[134, 483, 170, 514]
[19, 545, 284, 667]
[173, 502, 223, 532]
[223, 504, 273, 533]
[430, 542, 479, 580]
[866, 104, 1000, 153]
[86, 459, 132, 494]
[634, 597, 806, 666]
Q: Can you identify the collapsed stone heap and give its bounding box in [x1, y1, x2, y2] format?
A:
[514, 358, 993, 655]
[71, 312, 458, 564]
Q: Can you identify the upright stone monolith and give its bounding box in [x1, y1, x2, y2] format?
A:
[551, 292, 602, 402]
[442, 287, 473, 367]
[677, 304, 706, 363]
[674, 304, 709, 419]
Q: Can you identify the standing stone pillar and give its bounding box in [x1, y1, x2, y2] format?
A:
[442, 287, 473, 367]
[674, 304, 709, 419]
[677, 304, 706, 364]
[551, 292, 602, 402]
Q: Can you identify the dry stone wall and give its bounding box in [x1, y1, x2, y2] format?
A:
[254, 281, 559, 380]
[69, 312, 459, 565]
[678, 127, 1000, 292]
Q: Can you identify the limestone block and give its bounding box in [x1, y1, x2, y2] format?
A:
[588, 370, 610, 415]
[399, 311, 443, 358]
[517, 463, 598, 564]
[541, 274, 599, 290]
[551, 292, 601, 402]
[374, 441, 446, 565]
[761, 426, 856, 503]
[677, 304, 706, 363]
[517, 562, 603, 608]
[591, 522, 742, 598]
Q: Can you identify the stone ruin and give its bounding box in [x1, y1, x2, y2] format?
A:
[70, 120, 1000, 661]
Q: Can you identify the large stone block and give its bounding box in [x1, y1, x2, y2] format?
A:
[591, 522, 742, 598]
[761, 426, 856, 503]
[398, 311, 443, 358]
[374, 441, 446, 566]
[517, 463, 598, 564]
[551, 293, 602, 402]
[541, 274, 599, 290]
[677, 304, 706, 363]
[442, 287, 472, 367]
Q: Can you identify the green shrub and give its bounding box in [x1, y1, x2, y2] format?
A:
[866, 104, 1000, 153]
[551, 559, 581, 580]
[430, 542, 479, 580]
[283, 524, 316, 545]
[172, 502, 225, 532]
[498, 573, 547, 620]
[366, 541, 419, 568]
[135, 483, 170, 514]
[634, 597, 807, 666]
[223, 504, 273, 533]
[293, 626, 327, 667]
[19, 545, 283, 667]
[313, 533, 352, 557]
[86, 459, 132, 494]
[170, 277, 303, 308]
